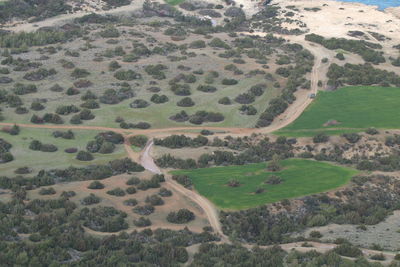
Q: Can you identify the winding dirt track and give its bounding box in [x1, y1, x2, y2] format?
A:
[137, 141, 230, 242]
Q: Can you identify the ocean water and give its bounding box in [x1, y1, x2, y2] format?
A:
[338, 0, 400, 10]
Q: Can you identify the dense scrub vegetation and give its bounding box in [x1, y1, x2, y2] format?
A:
[327, 63, 400, 87]
[221, 174, 400, 244]
[305, 33, 385, 64]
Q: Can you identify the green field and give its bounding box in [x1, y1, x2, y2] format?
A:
[172, 159, 357, 210]
[277, 86, 400, 136]
[164, 0, 185, 5]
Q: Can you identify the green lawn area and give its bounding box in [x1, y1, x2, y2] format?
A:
[172, 159, 357, 210]
[164, 0, 185, 5]
[277, 86, 400, 136]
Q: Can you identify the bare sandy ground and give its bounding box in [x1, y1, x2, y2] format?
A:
[274, 0, 400, 53]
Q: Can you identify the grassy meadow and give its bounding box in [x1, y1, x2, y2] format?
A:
[172, 159, 357, 210]
[277, 86, 400, 136]
[0, 128, 127, 176]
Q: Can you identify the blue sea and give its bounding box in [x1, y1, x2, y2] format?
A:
[338, 0, 400, 10]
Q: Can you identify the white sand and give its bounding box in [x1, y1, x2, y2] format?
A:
[274, 0, 400, 48]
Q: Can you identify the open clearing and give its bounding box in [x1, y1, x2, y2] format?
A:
[172, 158, 358, 210]
[0, 127, 126, 176]
[278, 86, 400, 136]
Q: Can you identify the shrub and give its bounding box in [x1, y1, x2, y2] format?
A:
[61, 191, 76, 198]
[336, 52, 345, 60]
[107, 187, 126, 196]
[76, 151, 94, 161]
[126, 186, 137, 194]
[114, 70, 141, 80]
[0, 152, 13, 163]
[239, 105, 257, 115]
[98, 142, 115, 154]
[172, 175, 193, 189]
[343, 133, 361, 143]
[13, 83, 37, 95]
[366, 128, 379, 135]
[66, 87, 79, 96]
[209, 38, 230, 49]
[133, 205, 155, 215]
[52, 130, 74, 139]
[265, 175, 283, 185]
[150, 94, 169, 104]
[123, 198, 138, 206]
[79, 206, 128, 232]
[129, 135, 148, 148]
[87, 181, 105, 189]
[170, 111, 189, 122]
[81, 193, 101, 205]
[126, 176, 141, 185]
[145, 194, 164, 206]
[14, 167, 31, 174]
[56, 105, 80, 115]
[23, 68, 56, 81]
[71, 68, 90, 79]
[222, 78, 238, 85]
[197, 84, 217, 93]
[309, 230, 323, 238]
[29, 140, 58, 152]
[159, 187, 172, 197]
[218, 97, 231, 105]
[370, 254, 386, 261]
[99, 87, 135, 104]
[39, 187, 56, 195]
[99, 26, 120, 38]
[79, 109, 95, 120]
[81, 100, 100, 109]
[333, 243, 363, 258]
[189, 40, 206, 49]
[145, 64, 167, 80]
[64, 148, 78, 153]
[313, 133, 329, 143]
[249, 84, 266, 96]
[235, 93, 255, 104]
[177, 97, 195, 107]
[108, 60, 121, 71]
[227, 179, 240, 187]
[167, 209, 195, 224]
[130, 99, 149, 108]
[133, 217, 151, 227]
[70, 115, 82, 124]
[30, 101, 45, 111]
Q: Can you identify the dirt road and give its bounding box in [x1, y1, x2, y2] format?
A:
[136, 140, 230, 242]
